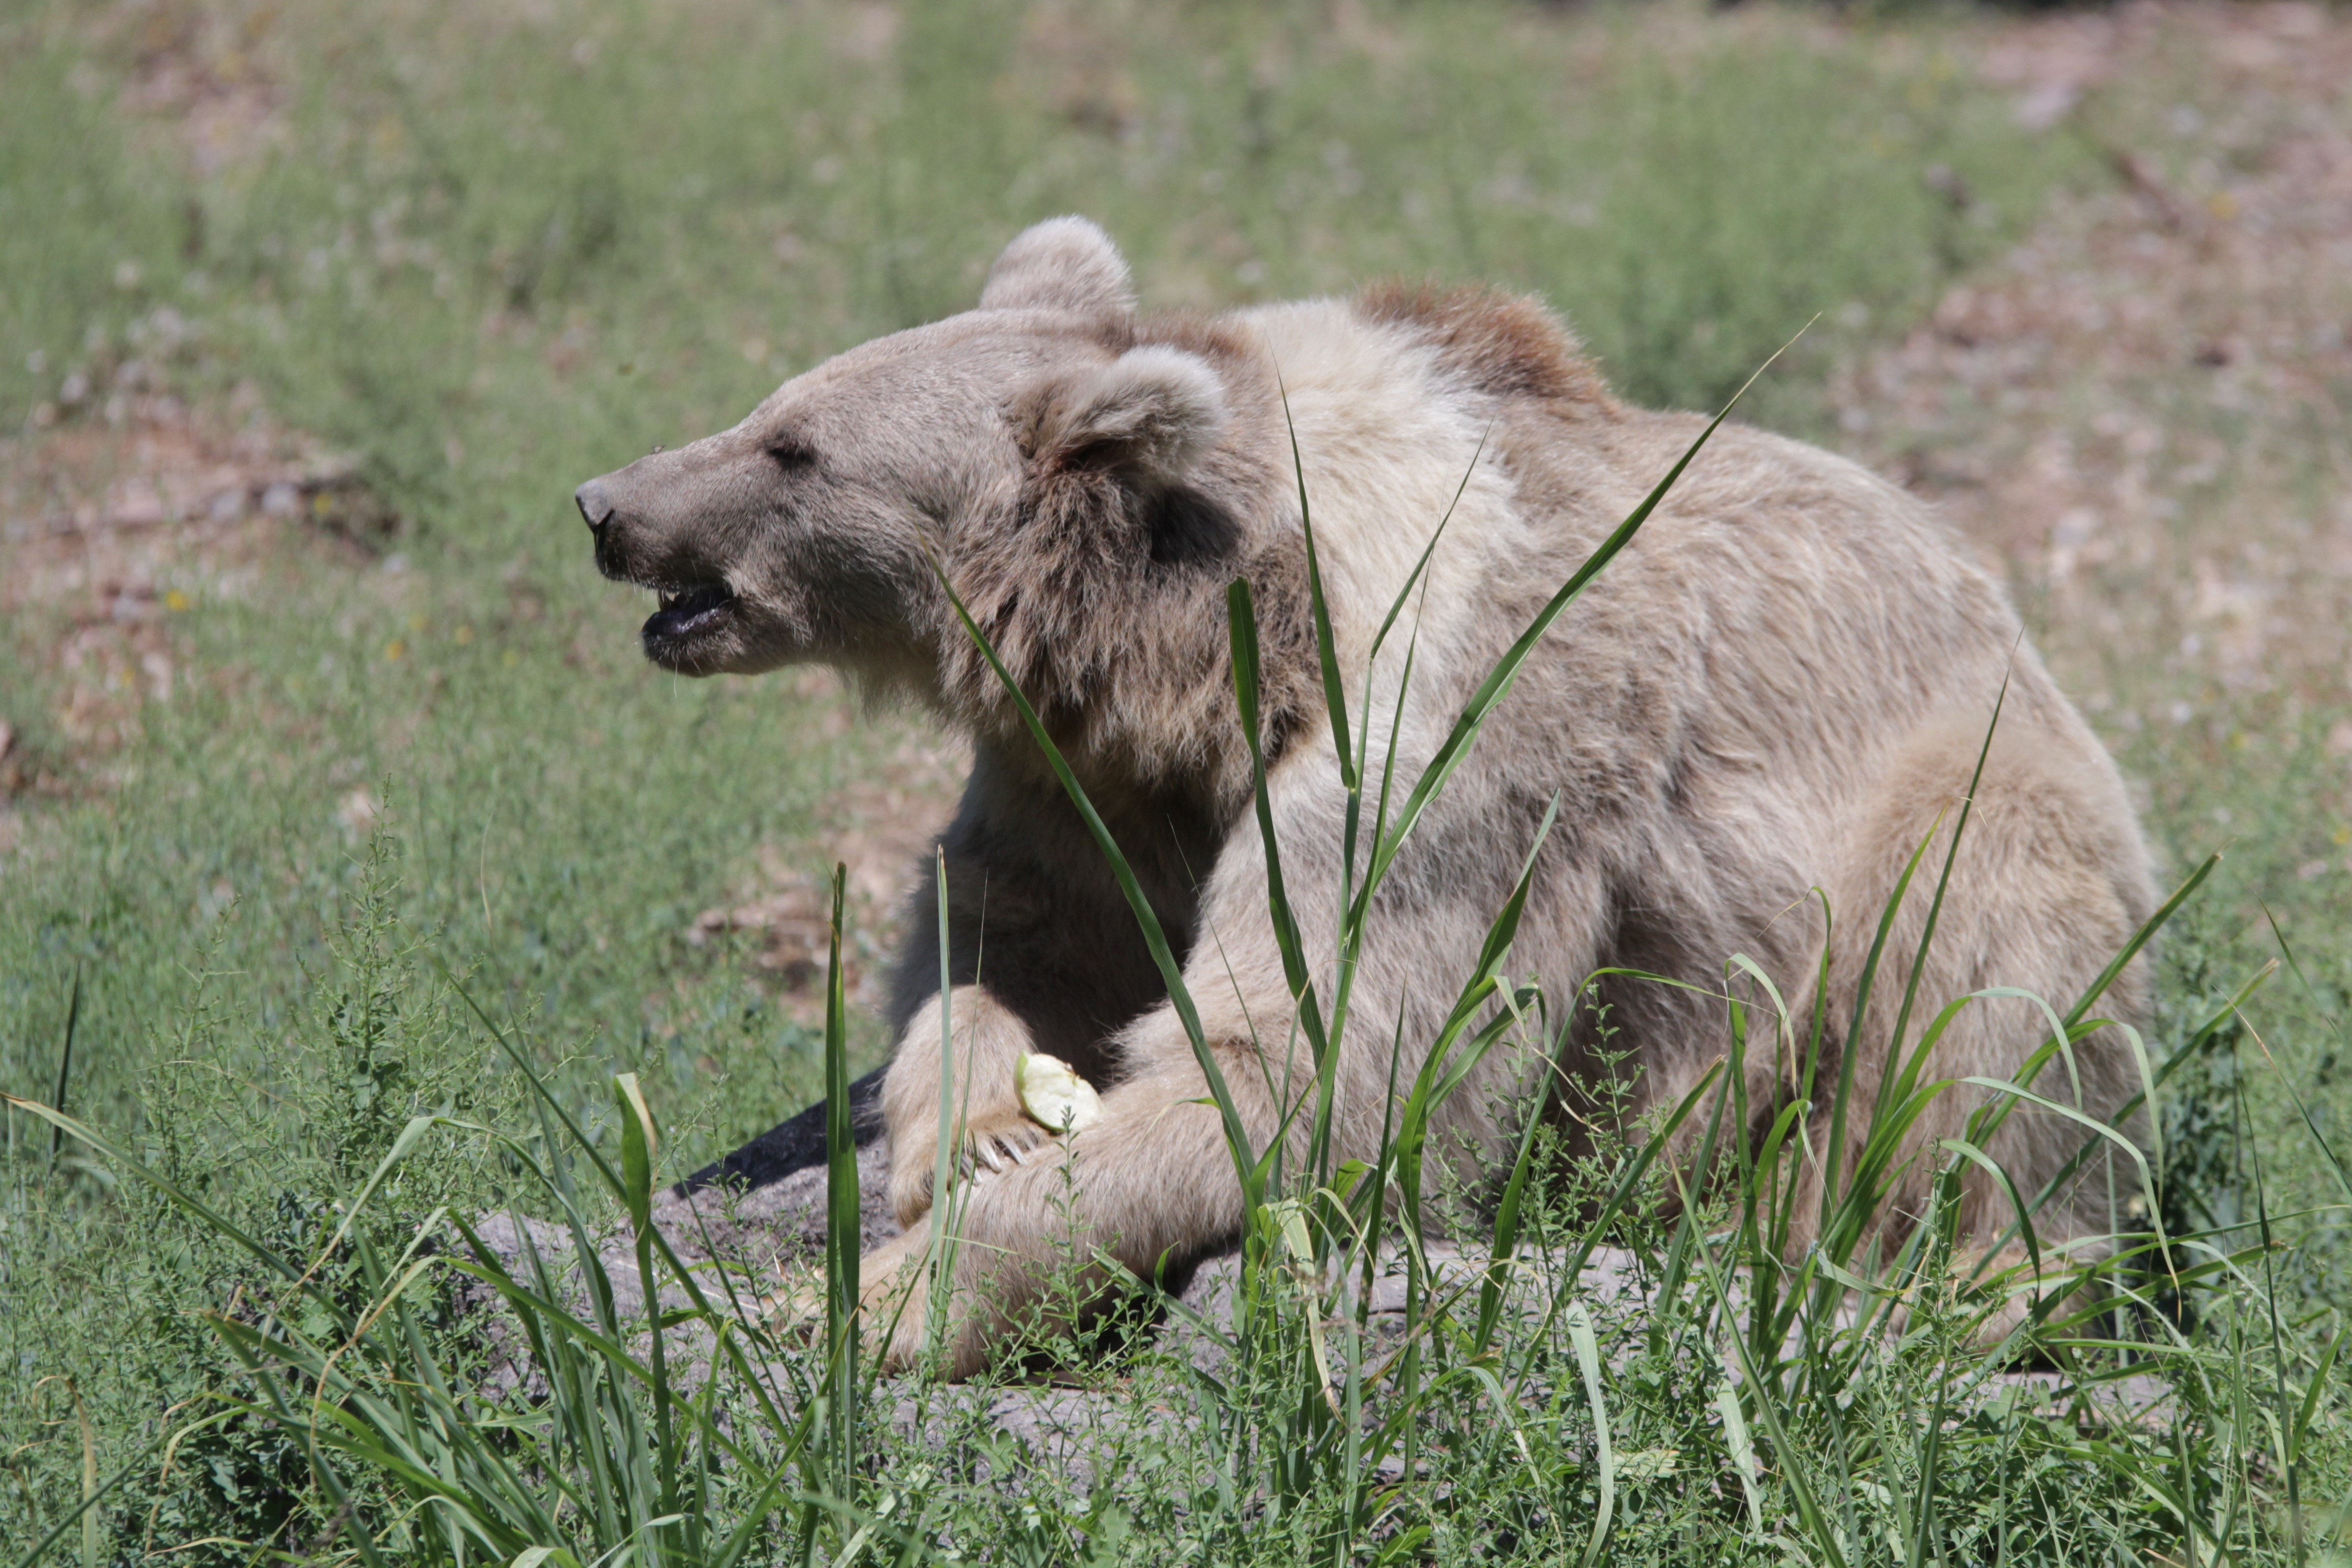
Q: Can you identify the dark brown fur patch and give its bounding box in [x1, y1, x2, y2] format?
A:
[941, 306, 1314, 815]
[1357, 282, 1617, 414]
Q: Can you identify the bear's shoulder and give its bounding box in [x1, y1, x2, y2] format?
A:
[1354, 281, 1616, 414]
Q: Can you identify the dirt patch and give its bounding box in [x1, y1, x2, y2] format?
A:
[0, 377, 394, 795]
[1834, 0, 2352, 740]
[88, 0, 294, 176]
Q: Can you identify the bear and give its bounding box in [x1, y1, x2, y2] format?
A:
[574, 216, 2157, 1377]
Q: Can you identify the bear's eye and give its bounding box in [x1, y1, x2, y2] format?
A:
[766, 441, 817, 472]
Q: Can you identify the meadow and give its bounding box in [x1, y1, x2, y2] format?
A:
[2, 0, 2348, 1561]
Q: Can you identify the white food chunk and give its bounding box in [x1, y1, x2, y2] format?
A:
[1015, 1052, 1102, 1135]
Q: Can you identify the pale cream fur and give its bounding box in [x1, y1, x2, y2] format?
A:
[1240, 300, 1528, 705]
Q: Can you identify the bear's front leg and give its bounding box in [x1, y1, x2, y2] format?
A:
[879, 984, 1058, 1226]
[862, 1058, 1267, 1378]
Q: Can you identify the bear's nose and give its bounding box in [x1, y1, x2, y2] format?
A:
[574, 478, 615, 533]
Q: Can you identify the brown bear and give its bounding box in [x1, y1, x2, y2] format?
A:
[575, 217, 2156, 1376]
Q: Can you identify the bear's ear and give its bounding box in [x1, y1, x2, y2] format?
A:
[980, 216, 1135, 318]
[1017, 345, 1227, 484]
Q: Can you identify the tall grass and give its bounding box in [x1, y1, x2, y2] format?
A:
[9, 930, 855, 1565]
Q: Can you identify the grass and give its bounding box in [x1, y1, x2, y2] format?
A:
[1, 0, 2347, 1560]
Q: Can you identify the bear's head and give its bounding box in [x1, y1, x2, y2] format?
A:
[574, 218, 1254, 709]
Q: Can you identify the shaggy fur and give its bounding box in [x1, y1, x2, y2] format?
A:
[575, 218, 2156, 1377]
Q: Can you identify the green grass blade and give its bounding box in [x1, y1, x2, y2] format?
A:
[1275, 373, 1356, 796]
[1363, 425, 1489, 673]
[307, 1112, 441, 1278]
[822, 863, 859, 1491]
[1937, 1136, 2042, 1296]
[1386, 801, 1563, 1261]
[1475, 1046, 1554, 1354]
[432, 954, 630, 1208]
[2063, 852, 2219, 1035]
[927, 848, 962, 1362]
[2293, 1324, 2348, 1469]
[2240, 1073, 2308, 1567]
[1690, 1228, 1849, 1568]
[1820, 808, 1945, 1243]
[6, 1439, 148, 1568]
[612, 1071, 677, 1529]
[1227, 577, 1328, 1063]
[44, 965, 79, 1174]
[1715, 1371, 1765, 1537]
[1977, 960, 2266, 1276]
[1566, 1304, 1615, 1568]
[1874, 669, 2013, 1133]
[1509, 1058, 1723, 1402]
[1956, 1075, 2157, 1201]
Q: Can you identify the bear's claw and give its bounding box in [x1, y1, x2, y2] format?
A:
[890, 1112, 1061, 1224]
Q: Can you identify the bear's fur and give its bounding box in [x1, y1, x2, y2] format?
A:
[576, 217, 2156, 1376]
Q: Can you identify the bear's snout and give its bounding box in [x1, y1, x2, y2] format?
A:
[574, 477, 615, 534]
[572, 457, 770, 674]
[573, 461, 705, 589]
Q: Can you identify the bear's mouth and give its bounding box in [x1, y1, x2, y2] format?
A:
[642, 581, 739, 651]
